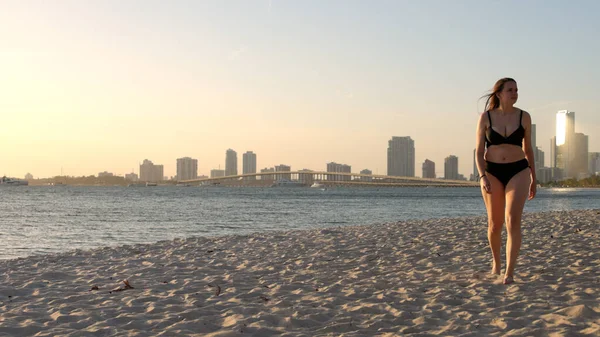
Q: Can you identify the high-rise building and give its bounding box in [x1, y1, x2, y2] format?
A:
[210, 169, 225, 178]
[298, 169, 314, 185]
[572, 133, 589, 179]
[554, 110, 576, 178]
[260, 167, 275, 181]
[531, 123, 544, 175]
[531, 124, 537, 154]
[360, 169, 373, 182]
[225, 149, 238, 176]
[537, 167, 553, 184]
[422, 159, 436, 179]
[550, 136, 566, 180]
[176, 157, 198, 181]
[550, 136, 557, 169]
[534, 147, 545, 176]
[534, 147, 545, 170]
[556, 111, 575, 146]
[444, 155, 459, 180]
[243, 151, 257, 180]
[589, 152, 600, 175]
[140, 159, 164, 182]
[472, 149, 478, 181]
[387, 136, 415, 177]
[125, 173, 138, 181]
[552, 111, 589, 179]
[274, 164, 291, 181]
[327, 162, 351, 181]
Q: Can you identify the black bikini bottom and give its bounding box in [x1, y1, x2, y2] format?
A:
[485, 159, 530, 187]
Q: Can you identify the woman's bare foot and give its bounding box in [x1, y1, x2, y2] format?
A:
[491, 263, 501, 275]
[503, 275, 514, 284]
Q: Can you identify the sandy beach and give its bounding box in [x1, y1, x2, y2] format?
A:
[1, 209, 598, 336]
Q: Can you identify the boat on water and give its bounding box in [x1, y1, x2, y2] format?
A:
[145, 182, 157, 187]
[310, 182, 325, 188]
[199, 181, 222, 187]
[127, 183, 145, 187]
[0, 176, 29, 186]
[271, 179, 305, 187]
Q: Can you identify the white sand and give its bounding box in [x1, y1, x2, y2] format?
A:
[1, 209, 599, 336]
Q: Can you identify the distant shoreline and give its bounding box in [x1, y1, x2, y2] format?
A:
[19, 182, 600, 188]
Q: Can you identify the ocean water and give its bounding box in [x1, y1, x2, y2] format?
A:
[1, 186, 598, 260]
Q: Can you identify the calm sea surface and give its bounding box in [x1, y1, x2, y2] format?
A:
[1, 186, 598, 260]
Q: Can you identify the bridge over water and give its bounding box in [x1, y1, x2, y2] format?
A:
[180, 171, 478, 187]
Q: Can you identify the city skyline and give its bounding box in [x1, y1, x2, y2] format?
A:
[4, 118, 596, 180]
[2, 1, 599, 179]
[4, 110, 596, 180]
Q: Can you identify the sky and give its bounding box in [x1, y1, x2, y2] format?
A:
[1, 0, 599, 179]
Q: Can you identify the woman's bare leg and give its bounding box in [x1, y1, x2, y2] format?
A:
[503, 168, 531, 283]
[481, 173, 506, 275]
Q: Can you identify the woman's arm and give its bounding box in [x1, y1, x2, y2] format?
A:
[522, 111, 536, 182]
[475, 113, 490, 193]
[523, 111, 537, 199]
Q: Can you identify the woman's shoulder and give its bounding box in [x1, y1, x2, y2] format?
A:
[517, 108, 533, 126]
[518, 108, 532, 119]
[477, 111, 490, 126]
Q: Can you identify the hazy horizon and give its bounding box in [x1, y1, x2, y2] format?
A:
[2, 0, 599, 179]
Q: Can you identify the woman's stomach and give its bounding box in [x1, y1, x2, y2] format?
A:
[485, 145, 526, 163]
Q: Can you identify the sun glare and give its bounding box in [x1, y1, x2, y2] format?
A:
[556, 112, 566, 146]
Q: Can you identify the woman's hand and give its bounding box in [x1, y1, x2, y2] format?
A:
[480, 175, 491, 194]
[529, 180, 537, 200]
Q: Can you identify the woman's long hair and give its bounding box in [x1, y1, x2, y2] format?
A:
[481, 78, 516, 112]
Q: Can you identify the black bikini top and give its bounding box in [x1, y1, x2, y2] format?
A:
[485, 110, 525, 148]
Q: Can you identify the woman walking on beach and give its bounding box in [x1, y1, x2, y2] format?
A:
[475, 78, 536, 285]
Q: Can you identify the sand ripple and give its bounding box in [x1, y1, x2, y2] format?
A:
[1, 209, 599, 336]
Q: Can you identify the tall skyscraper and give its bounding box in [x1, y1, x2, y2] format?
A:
[549, 136, 563, 181]
[225, 149, 238, 176]
[243, 151, 257, 180]
[531, 124, 537, 154]
[573, 133, 589, 179]
[589, 152, 600, 175]
[422, 159, 436, 179]
[553, 111, 589, 179]
[472, 149, 478, 180]
[556, 110, 575, 147]
[534, 148, 545, 171]
[550, 136, 557, 169]
[176, 157, 198, 181]
[387, 136, 415, 177]
[554, 110, 575, 178]
[534, 147, 544, 169]
[140, 159, 164, 182]
[531, 123, 544, 170]
[444, 155, 459, 180]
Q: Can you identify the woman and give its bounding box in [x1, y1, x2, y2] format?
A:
[475, 78, 536, 285]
